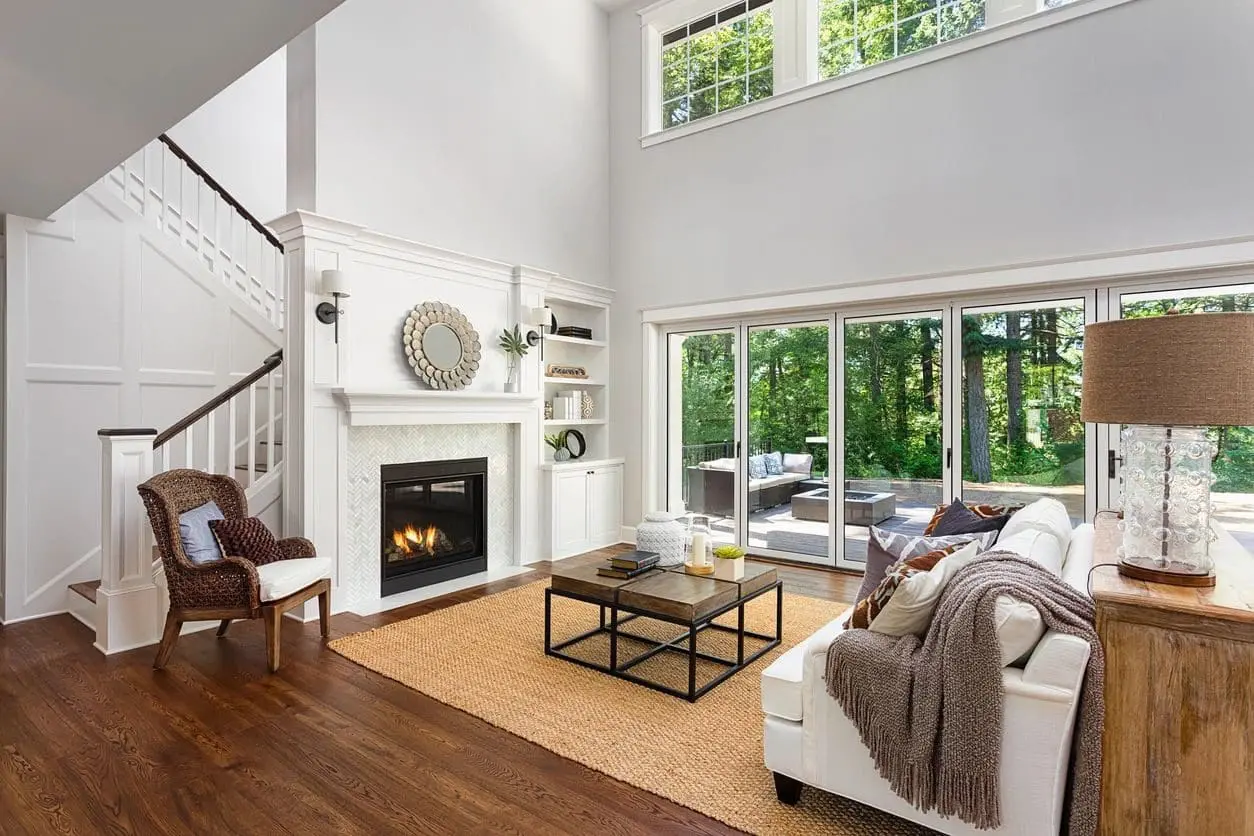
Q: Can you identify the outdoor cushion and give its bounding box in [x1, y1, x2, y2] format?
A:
[782, 453, 813, 474]
[178, 500, 225, 565]
[764, 451, 784, 475]
[701, 458, 737, 471]
[748, 454, 768, 479]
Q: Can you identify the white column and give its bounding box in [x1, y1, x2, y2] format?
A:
[96, 429, 161, 654]
[774, 0, 818, 93]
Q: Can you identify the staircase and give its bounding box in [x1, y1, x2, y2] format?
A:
[69, 136, 288, 654]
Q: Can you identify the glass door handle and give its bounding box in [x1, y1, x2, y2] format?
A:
[1108, 450, 1123, 479]
[946, 447, 952, 469]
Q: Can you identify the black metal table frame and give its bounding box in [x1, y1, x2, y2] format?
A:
[544, 578, 783, 702]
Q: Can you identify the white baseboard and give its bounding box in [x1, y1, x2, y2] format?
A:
[0, 608, 68, 626]
[620, 525, 637, 544]
[347, 565, 535, 617]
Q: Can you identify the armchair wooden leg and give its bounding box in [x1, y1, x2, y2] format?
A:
[263, 606, 281, 673]
[773, 772, 802, 805]
[216, 620, 232, 638]
[318, 586, 331, 640]
[154, 612, 182, 670]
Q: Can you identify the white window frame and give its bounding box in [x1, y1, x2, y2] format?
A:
[639, 0, 1139, 147]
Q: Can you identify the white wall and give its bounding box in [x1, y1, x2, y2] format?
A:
[607, 0, 1254, 524]
[298, 0, 611, 285]
[2, 181, 282, 623]
[168, 48, 288, 224]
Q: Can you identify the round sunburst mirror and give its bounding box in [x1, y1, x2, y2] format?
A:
[402, 302, 481, 390]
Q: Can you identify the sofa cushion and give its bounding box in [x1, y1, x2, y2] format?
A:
[178, 500, 225, 565]
[748, 454, 768, 479]
[998, 497, 1073, 557]
[782, 452, 812, 474]
[854, 534, 900, 604]
[870, 527, 997, 562]
[764, 451, 784, 475]
[931, 498, 1012, 536]
[923, 500, 1024, 535]
[994, 594, 1047, 667]
[868, 540, 982, 636]
[760, 641, 806, 721]
[255, 557, 332, 602]
[994, 527, 1064, 577]
[847, 541, 971, 630]
[700, 457, 736, 471]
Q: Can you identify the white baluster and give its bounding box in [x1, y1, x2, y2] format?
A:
[206, 411, 217, 475]
[275, 248, 286, 329]
[184, 423, 194, 470]
[228, 397, 237, 481]
[247, 383, 257, 487]
[160, 441, 172, 474]
[266, 371, 276, 475]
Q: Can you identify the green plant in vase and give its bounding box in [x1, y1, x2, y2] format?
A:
[499, 325, 529, 393]
[713, 544, 746, 581]
[545, 431, 570, 462]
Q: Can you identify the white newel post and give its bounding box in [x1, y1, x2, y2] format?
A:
[96, 429, 162, 654]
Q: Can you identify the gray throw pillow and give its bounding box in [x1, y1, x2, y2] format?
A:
[748, 454, 768, 479]
[764, 451, 784, 475]
[931, 498, 1011, 536]
[179, 500, 225, 565]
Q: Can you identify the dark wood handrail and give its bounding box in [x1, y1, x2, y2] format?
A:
[154, 351, 283, 449]
[157, 134, 284, 253]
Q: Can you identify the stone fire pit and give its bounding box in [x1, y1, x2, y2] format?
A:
[791, 489, 896, 525]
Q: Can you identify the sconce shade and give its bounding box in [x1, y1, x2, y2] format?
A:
[321, 269, 350, 298]
[1081, 312, 1254, 426]
[524, 306, 552, 328]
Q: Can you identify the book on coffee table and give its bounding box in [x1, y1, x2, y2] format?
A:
[609, 550, 659, 571]
[596, 563, 656, 580]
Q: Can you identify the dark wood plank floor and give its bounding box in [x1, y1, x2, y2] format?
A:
[0, 548, 861, 836]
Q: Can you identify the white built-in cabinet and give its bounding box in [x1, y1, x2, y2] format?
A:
[546, 460, 624, 559]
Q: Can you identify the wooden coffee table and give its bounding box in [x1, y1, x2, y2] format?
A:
[545, 562, 782, 701]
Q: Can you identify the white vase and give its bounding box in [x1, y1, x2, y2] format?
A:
[713, 556, 745, 582]
[634, 512, 687, 567]
[504, 360, 521, 393]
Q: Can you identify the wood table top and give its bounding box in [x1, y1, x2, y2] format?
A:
[550, 561, 778, 623]
[1089, 515, 1254, 628]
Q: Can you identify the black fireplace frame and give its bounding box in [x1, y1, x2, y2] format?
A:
[379, 457, 488, 597]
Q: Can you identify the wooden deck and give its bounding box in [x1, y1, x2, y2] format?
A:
[708, 500, 935, 563]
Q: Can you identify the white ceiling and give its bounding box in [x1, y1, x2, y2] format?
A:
[0, 0, 345, 219]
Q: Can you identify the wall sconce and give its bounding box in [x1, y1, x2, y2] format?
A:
[316, 269, 351, 344]
[524, 306, 552, 358]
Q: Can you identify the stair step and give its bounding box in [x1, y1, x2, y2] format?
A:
[69, 580, 101, 604]
[257, 440, 282, 446]
[235, 463, 270, 474]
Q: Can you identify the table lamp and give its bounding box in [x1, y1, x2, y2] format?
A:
[1082, 311, 1254, 587]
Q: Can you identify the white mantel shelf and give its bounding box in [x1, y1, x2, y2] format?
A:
[332, 388, 541, 426]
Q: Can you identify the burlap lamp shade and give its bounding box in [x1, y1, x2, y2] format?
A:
[1081, 312, 1254, 426]
[1082, 311, 1254, 587]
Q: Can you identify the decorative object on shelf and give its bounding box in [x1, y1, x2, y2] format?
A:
[498, 324, 529, 394]
[546, 363, 588, 380]
[545, 431, 571, 462]
[684, 514, 715, 575]
[564, 429, 586, 460]
[1082, 310, 1254, 587]
[315, 269, 351, 344]
[712, 544, 746, 582]
[635, 513, 688, 567]
[556, 326, 594, 339]
[403, 301, 482, 390]
[544, 400, 554, 420]
[580, 391, 595, 419]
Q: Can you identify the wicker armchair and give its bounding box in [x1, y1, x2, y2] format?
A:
[138, 469, 330, 672]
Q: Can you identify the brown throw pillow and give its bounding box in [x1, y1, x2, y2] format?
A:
[209, 517, 283, 564]
[845, 543, 964, 629]
[931, 498, 1011, 536]
[923, 500, 1024, 535]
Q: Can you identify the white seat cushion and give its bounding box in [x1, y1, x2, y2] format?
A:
[256, 557, 331, 602]
[998, 497, 1073, 557]
[994, 527, 1064, 576]
[761, 642, 806, 721]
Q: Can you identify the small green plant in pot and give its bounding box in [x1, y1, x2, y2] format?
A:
[499, 325, 529, 393]
[545, 431, 570, 462]
[713, 544, 746, 582]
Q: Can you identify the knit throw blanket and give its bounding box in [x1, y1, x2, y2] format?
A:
[825, 551, 1105, 835]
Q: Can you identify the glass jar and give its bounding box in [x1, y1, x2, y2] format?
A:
[687, 515, 713, 567]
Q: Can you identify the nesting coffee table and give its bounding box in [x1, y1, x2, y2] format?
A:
[544, 562, 782, 702]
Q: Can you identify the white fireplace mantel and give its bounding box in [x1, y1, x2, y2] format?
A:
[332, 388, 541, 426]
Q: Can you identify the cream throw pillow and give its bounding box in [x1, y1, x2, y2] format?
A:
[868, 540, 981, 637]
[994, 527, 1064, 577]
[997, 497, 1073, 558]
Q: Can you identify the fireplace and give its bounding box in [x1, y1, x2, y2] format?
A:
[380, 457, 487, 596]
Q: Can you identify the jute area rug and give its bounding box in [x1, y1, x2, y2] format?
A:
[330, 580, 932, 835]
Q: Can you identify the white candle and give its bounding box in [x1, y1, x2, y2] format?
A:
[690, 533, 707, 566]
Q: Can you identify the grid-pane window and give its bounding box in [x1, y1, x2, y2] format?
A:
[818, 0, 986, 81]
[662, 0, 774, 130]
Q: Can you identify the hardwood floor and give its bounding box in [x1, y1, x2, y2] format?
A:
[0, 549, 860, 835]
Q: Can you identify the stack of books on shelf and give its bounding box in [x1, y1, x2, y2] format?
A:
[556, 326, 593, 339]
[596, 550, 660, 579]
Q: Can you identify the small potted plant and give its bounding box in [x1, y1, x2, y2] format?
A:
[499, 325, 529, 393]
[712, 544, 746, 581]
[545, 431, 570, 462]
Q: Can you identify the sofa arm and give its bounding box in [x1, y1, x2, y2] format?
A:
[1022, 630, 1090, 693]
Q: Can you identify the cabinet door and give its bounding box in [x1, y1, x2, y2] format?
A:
[553, 471, 590, 556]
[587, 466, 623, 547]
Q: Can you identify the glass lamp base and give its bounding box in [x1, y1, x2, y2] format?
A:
[1117, 425, 1217, 582]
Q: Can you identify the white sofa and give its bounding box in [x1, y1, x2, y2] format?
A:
[761, 521, 1096, 836]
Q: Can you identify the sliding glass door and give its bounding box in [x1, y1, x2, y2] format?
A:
[957, 299, 1091, 525]
[839, 312, 947, 567]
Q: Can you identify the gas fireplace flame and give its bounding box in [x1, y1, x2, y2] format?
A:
[392, 523, 442, 556]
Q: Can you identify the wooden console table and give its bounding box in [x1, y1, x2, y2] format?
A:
[1090, 516, 1254, 835]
